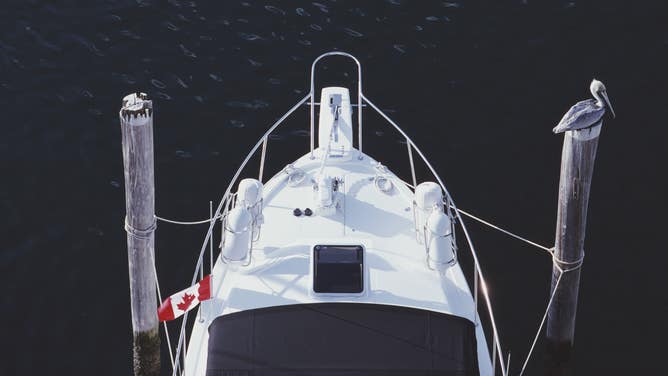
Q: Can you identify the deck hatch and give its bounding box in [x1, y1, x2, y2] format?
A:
[313, 245, 363, 293]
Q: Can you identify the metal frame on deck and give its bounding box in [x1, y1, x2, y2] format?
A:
[309, 51, 363, 158]
[168, 52, 507, 376]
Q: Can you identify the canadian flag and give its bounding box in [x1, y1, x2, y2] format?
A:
[158, 275, 212, 322]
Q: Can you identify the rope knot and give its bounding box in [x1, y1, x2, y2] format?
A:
[552, 250, 585, 273]
[124, 215, 157, 239]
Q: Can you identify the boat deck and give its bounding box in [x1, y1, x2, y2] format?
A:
[184, 149, 493, 375]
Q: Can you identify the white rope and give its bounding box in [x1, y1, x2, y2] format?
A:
[519, 270, 562, 375]
[152, 254, 176, 371]
[171, 94, 312, 376]
[506, 352, 512, 375]
[553, 252, 585, 273]
[156, 214, 223, 225]
[518, 252, 584, 375]
[123, 218, 176, 368]
[453, 207, 554, 254]
[154, 91, 560, 375]
[438, 204, 582, 375]
[124, 218, 177, 369]
[123, 216, 156, 239]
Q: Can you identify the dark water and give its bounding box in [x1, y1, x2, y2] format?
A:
[1, 0, 666, 374]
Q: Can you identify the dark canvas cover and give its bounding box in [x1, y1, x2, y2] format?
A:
[206, 303, 479, 376]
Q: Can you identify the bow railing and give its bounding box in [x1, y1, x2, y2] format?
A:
[165, 52, 507, 376]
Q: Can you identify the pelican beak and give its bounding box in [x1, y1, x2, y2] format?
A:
[600, 90, 616, 118]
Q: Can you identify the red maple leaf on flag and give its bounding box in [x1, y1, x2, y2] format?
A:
[176, 293, 196, 311]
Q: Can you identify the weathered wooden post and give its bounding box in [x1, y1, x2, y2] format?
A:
[120, 92, 160, 376]
[546, 79, 614, 375]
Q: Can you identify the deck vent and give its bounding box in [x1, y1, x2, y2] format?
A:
[313, 245, 363, 293]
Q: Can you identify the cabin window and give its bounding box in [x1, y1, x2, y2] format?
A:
[313, 245, 363, 293]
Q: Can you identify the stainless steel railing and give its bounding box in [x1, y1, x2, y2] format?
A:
[167, 52, 506, 376]
[309, 51, 363, 157]
[362, 94, 506, 375]
[169, 93, 311, 376]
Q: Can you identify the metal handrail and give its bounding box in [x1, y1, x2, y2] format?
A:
[309, 51, 363, 157]
[168, 58, 506, 375]
[362, 94, 507, 375]
[170, 93, 311, 376]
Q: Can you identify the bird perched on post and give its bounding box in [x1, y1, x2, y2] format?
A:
[553, 79, 616, 134]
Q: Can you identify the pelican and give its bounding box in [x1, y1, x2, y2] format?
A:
[552, 79, 616, 133]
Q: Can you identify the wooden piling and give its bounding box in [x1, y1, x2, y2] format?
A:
[120, 93, 160, 376]
[546, 121, 603, 375]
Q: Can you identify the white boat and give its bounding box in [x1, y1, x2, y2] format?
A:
[169, 52, 506, 376]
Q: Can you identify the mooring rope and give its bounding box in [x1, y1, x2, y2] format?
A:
[123, 216, 157, 239]
[518, 252, 584, 375]
[123, 217, 177, 370]
[151, 254, 176, 371]
[155, 214, 223, 225]
[158, 202, 553, 256]
[518, 270, 561, 376]
[429, 204, 586, 374]
[452, 207, 554, 254]
[149, 182, 576, 376]
[553, 252, 585, 273]
[445, 205, 582, 375]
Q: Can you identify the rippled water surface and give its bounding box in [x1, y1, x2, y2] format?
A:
[1, 1, 666, 374]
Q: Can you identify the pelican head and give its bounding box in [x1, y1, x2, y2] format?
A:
[590, 79, 616, 118]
